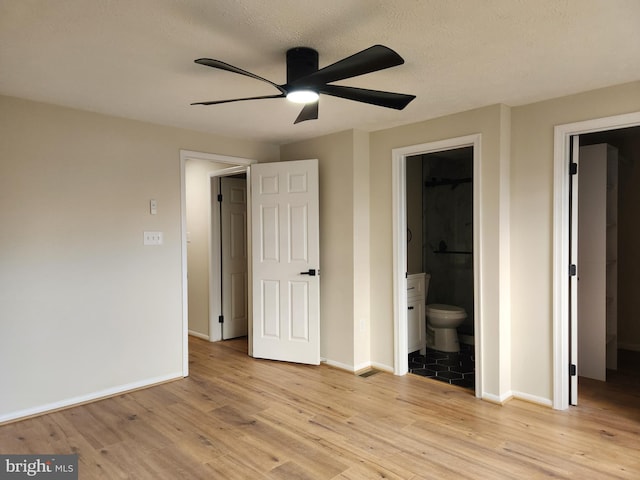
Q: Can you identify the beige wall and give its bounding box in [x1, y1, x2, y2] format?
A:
[281, 131, 359, 370]
[3, 80, 640, 420]
[366, 82, 640, 404]
[0, 95, 277, 421]
[370, 105, 511, 399]
[352, 130, 371, 370]
[510, 81, 640, 400]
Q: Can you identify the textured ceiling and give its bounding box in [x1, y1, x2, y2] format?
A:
[1, 0, 639, 145]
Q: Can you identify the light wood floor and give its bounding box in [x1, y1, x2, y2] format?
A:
[2, 337, 639, 479]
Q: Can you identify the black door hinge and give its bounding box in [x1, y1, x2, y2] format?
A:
[570, 364, 577, 376]
[570, 162, 578, 175]
[569, 264, 577, 276]
[217, 193, 223, 202]
[218, 315, 224, 323]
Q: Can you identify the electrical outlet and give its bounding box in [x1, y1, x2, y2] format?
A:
[143, 231, 163, 246]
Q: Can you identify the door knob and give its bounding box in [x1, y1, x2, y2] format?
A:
[300, 269, 317, 276]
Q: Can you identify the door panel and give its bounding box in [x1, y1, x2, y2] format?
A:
[221, 177, 248, 339]
[251, 159, 320, 364]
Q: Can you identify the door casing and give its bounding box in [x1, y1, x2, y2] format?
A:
[552, 111, 640, 410]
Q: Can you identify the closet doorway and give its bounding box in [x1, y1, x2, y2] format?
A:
[553, 113, 640, 409]
[570, 126, 640, 404]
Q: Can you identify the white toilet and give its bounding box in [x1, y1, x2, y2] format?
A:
[424, 274, 467, 353]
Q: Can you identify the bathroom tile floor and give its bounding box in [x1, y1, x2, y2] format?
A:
[409, 343, 475, 390]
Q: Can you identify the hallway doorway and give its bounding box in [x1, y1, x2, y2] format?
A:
[180, 150, 255, 374]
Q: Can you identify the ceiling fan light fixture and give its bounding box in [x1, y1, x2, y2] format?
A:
[286, 89, 319, 104]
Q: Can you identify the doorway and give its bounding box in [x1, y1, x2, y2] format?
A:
[213, 173, 249, 342]
[573, 128, 640, 400]
[406, 147, 475, 391]
[180, 150, 255, 375]
[552, 112, 640, 409]
[392, 134, 482, 399]
[180, 151, 322, 373]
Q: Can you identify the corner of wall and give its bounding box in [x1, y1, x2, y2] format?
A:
[499, 104, 513, 397]
[353, 130, 372, 369]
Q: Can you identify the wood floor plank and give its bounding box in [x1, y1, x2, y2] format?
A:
[1, 336, 639, 479]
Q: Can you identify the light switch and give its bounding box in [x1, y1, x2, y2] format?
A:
[150, 199, 157, 215]
[143, 231, 163, 246]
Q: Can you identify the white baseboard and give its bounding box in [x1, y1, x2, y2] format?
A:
[0, 372, 183, 424]
[371, 361, 394, 373]
[353, 361, 372, 373]
[320, 358, 394, 375]
[321, 358, 355, 372]
[188, 330, 209, 341]
[512, 390, 553, 407]
[482, 390, 552, 408]
[482, 391, 512, 405]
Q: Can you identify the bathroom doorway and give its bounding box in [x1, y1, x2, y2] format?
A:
[406, 147, 475, 390]
[391, 134, 482, 399]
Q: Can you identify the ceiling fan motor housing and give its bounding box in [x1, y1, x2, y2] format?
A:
[286, 47, 319, 85]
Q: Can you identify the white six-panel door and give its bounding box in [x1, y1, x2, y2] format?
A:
[251, 159, 320, 364]
[221, 176, 248, 339]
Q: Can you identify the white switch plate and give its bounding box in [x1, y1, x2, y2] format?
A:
[150, 199, 157, 215]
[143, 231, 163, 245]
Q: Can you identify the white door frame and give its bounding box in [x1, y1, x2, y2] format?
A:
[552, 111, 640, 410]
[392, 134, 482, 399]
[180, 150, 256, 376]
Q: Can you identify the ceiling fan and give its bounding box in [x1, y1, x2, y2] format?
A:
[191, 45, 416, 124]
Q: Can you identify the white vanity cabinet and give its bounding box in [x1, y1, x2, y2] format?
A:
[407, 273, 426, 354]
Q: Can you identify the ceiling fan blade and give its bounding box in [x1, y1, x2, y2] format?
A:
[293, 102, 319, 124]
[292, 45, 404, 87]
[319, 85, 415, 110]
[194, 58, 287, 94]
[191, 94, 285, 106]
